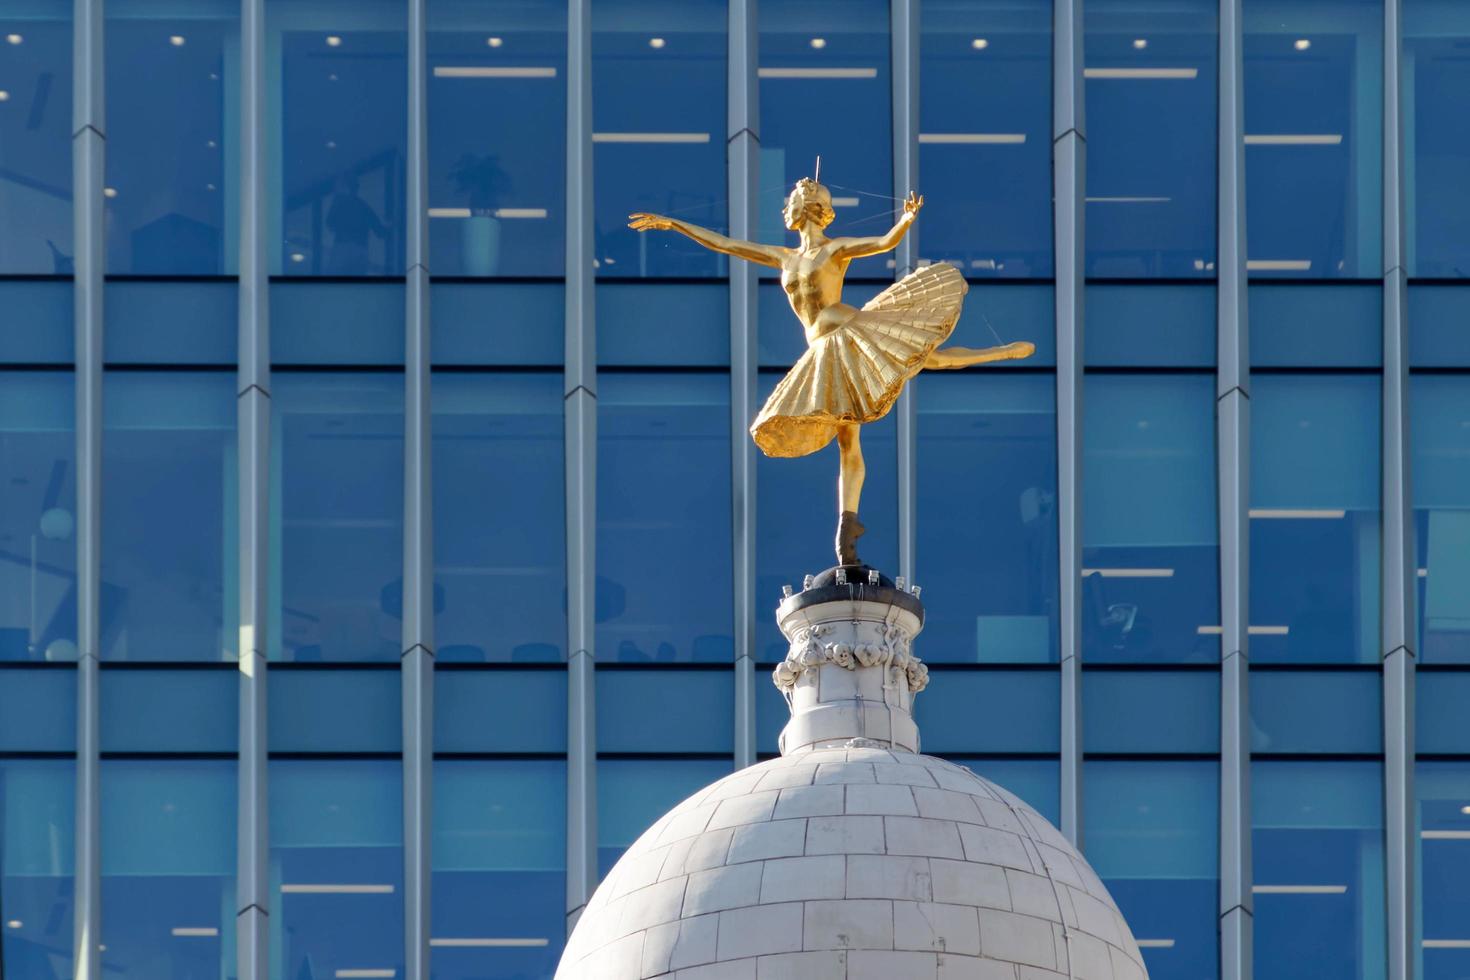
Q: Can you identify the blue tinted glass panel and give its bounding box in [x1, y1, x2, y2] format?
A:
[1253, 761, 1386, 980]
[270, 668, 400, 752]
[1418, 761, 1470, 978]
[0, 668, 74, 751]
[597, 669, 734, 754]
[947, 757, 1060, 826]
[758, 0, 893, 279]
[430, 282, 564, 365]
[1405, 3, 1470, 277]
[919, 669, 1060, 754]
[598, 759, 731, 875]
[0, 3, 71, 274]
[427, 0, 564, 277]
[1084, 374, 1219, 663]
[1411, 375, 1470, 663]
[598, 282, 729, 366]
[0, 760, 73, 975]
[272, 760, 403, 972]
[101, 669, 236, 752]
[756, 370, 897, 659]
[1085, 761, 1219, 980]
[105, 1, 237, 275]
[104, 281, 236, 364]
[594, 0, 725, 279]
[957, 283, 1057, 365]
[1250, 283, 1382, 367]
[274, 373, 404, 661]
[0, 281, 72, 363]
[1086, 284, 1216, 367]
[917, 373, 1058, 663]
[102, 373, 235, 661]
[1419, 672, 1470, 755]
[433, 374, 564, 662]
[1085, 0, 1217, 278]
[271, 281, 405, 364]
[756, 667, 788, 755]
[270, 0, 406, 276]
[433, 761, 566, 979]
[1084, 669, 1220, 753]
[1243, 0, 1382, 279]
[435, 668, 567, 753]
[1250, 669, 1382, 754]
[0, 373, 75, 662]
[101, 761, 234, 977]
[1251, 375, 1380, 662]
[598, 374, 731, 663]
[1409, 285, 1470, 368]
[919, 1, 1051, 278]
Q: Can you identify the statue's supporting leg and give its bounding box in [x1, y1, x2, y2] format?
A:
[835, 424, 866, 565]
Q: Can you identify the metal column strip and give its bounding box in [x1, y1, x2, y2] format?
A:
[1381, 1, 1416, 977]
[402, 0, 434, 974]
[892, 0, 919, 585]
[564, 0, 598, 934]
[1052, 0, 1085, 849]
[71, 0, 103, 975]
[728, 0, 759, 773]
[1216, 1, 1252, 978]
[236, 0, 271, 974]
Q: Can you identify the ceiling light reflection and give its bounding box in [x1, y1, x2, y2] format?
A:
[1294, 38, 1311, 50]
[433, 66, 557, 78]
[0, 91, 10, 102]
[169, 34, 186, 46]
[487, 36, 503, 47]
[1252, 885, 1347, 894]
[648, 37, 666, 49]
[759, 67, 878, 79]
[592, 132, 711, 143]
[282, 883, 395, 894]
[1082, 568, 1175, 578]
[1085, 67, 1197, 79]
[172, 927, 220, 937]
[919, 133, 1026, 145]
[972, 38, 989, 50]
[1132, 38, 1148, 49]
[810, 37, 827, 49]
[5, 33, 22, 45]
[429, 938, 551, 947]
[1136, 939, 1176, 949]
[5, 920, 20, 929]
[326, 35, 342, 47]
[1245, 134, 1342, 145]
[103, 187, 118, 198]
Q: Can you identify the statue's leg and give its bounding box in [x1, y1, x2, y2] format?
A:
[924, 341, 1036, 369]
[835, 424, 866, 565]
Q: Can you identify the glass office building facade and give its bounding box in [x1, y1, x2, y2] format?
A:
[0, 0, 1468, 978]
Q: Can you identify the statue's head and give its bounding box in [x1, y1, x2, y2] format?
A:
[783, 177, 835, 231]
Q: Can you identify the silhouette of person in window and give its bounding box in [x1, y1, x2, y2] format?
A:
[325, 174, 386, 275]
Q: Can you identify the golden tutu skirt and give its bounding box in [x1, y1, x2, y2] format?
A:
[751, 262, 968, 458]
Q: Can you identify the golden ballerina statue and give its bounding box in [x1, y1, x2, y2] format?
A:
[630, 172, 1034, 567]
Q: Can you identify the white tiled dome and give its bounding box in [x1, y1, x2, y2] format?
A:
[555, 745, 1148, 980]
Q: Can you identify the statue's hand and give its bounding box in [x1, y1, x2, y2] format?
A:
[902, 192, 924, 219]
[628, 212, 674, 232]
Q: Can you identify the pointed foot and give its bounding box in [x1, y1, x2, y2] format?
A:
[835, 510, 866, 566]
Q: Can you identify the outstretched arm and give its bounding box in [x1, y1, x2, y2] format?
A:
[831, 192, 923, 260]
[628, 213, 788, 269]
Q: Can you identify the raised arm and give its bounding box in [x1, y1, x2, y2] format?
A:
[831, 192, 923, 261]
[628, 213, 788, 269]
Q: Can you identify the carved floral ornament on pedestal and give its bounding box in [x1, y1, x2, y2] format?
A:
[773, 617, 930, 696]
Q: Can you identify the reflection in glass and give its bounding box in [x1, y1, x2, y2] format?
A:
[919, 0, 1052, 277]
[756, 370, 898, 660]
[916, 373, 1057, 663]
[1411, 375, 1470, 663]
[1418, 762, 1470, 980]
[273, 373, 404, 662]
[758, 0, 893, 279]
[1243, 0, 1382, 278]
[598, 759, 732, 875]
[1251, 375, 1380, 662]
[1085, 760, 1219, 980]
[427, 0, 565, 276]
[433, 374, 565, 662]
[102, 373, 235, 661]
[1405, 3, 1470, 277]
[0, 373, 76, 662]
[433, 761, 565, 980]
[593, 0, 726, 278]
[101, 761, 235, 977]
[1083, 374, 1219, 663]
[1253, 761, 1386, 980]
[597, 374, 731, 663]
[0, 2, 71, 274]
[271, 0, 406, 276]
[1086, 0, 1217, 277]
[272, 760, 404, 976]
[105, 0, 238, 275]
[0, 760, 73, 976]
